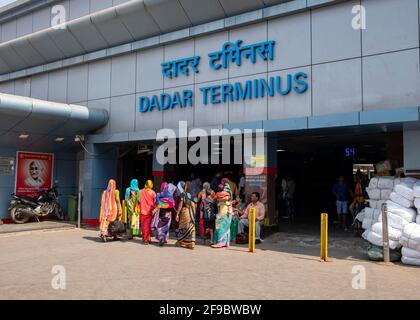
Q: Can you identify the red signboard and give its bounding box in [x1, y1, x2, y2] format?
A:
[15, 152, 54, 197]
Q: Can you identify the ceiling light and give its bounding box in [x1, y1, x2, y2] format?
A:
[19, 134, 29, 139]
[277, 149, 286, 152]
[55, 137, 65, 142]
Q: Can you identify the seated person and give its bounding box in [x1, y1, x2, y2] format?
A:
[238, 192, 265, 244]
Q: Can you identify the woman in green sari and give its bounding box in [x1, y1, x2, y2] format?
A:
[125, 179, 141, 239]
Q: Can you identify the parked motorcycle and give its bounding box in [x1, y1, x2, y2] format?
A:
[9, 186, 64, 224]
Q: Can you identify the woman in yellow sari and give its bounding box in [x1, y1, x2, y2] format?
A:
[99, 179, 122, 241]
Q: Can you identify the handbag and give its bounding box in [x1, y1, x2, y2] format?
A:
[235, 232, 248, 244]
[108, 220, 126, 235]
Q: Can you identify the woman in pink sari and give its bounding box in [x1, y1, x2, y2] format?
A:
[140, 180, 156, 245]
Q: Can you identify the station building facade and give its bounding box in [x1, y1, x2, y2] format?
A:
[0, 0, 420, 225]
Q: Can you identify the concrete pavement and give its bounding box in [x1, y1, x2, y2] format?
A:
[0, 228, 419, 300]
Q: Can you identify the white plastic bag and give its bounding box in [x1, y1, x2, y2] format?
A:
[381, 189, 392, 200]
[371, 222, 402, 241]
[402, 177, 418, 185]
[402, 247, 420, 259]
[386, 200, 417, 222]
[369, 177, 379, 189]
[401, 256, 420, 266]
[362, 230, 401, 249]
[366, 188, 381, 200]
[362, 218, 374, 230]
[390, 192, 413, 208]
[355, 210, 364, 222]
[394, 182, 415, 201]
[378, 212, 409, 230]
[363, 207, 381, 221]
[377, 177, 395, 189]
[368, 200, 378, 209]
[414, 181, 420, 198]
[414, 198, 420, 209]
[400, 223, 420, 251]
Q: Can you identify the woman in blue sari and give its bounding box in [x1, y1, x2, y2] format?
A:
[152, 182, 176, 246]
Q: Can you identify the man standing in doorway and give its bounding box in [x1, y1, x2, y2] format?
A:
[238, 192, 265, 244]
[210, 171, 223, 193]
[332, 175, 350, 231]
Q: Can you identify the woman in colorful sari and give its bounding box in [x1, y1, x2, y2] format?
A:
[197, 182, 216, 245]
[125, 179, 141, 239]
[140, 180, 156, 245]
[99, 179, 122, 241]
[211, 180, 233, 248]
[152, 182, 176, 246]
[175, 181, 196, 249]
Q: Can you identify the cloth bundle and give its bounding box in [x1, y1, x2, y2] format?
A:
[400, 223, 420, 266]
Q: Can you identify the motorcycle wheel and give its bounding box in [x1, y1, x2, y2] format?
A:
[10, 204, 31, 224]
[54, 204, 64, 220]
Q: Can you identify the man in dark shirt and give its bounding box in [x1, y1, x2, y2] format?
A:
[210, 171, 223, 192]
[332, 175, 350, 230]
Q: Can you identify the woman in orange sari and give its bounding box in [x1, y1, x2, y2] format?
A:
[99, 179, 122, 241]
[140, 180, 156, 245]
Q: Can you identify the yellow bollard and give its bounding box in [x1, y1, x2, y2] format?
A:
[249, 208, 256, 253]
[122, 200, 127, 224]
[320, 213, 328, 261]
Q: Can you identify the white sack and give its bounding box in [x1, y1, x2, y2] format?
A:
[368, 200, 378, 209]
[363, 207, 381, 221]
[414, 198, 420, 209]
[402, 247, 420, 259]
[400, 223, 420, 251]
[366, 188, 381, 200]
[377, 177, 395, 189]
[386, 200, 417, 222]
[371, 222, 402, 241]
[362, 230, 401, 250]
[390, 192, 413, 208]
[378, 212, 409, 231]
[362, 218, 374, 230]
[394, 182, 415, 201]
[355, 210, 364, 222]
[414, 181, 420, 198]
[369, 177, 379, 189]
[402, 177, 418, 185]
[381, 189, 392, 200]
[401, 256, 420, 266]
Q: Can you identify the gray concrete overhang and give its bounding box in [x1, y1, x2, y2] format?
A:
[0, 93, 108, 151]
[0, 0, 295, 75]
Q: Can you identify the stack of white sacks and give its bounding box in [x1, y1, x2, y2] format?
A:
[358, 176, 395, 232]
[361, 177, 419, 265]
[400, 181, 420, 265]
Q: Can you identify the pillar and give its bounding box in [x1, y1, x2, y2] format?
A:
[243, 134, 277, 226]
[403, 127, 420, 175]
[81, 143, 118, 225]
